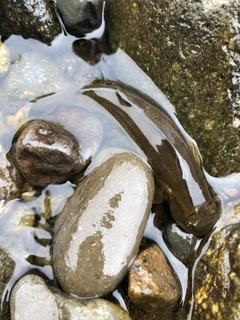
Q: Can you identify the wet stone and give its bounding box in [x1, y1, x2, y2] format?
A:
[0, 145, 25, 204]
[163, 222, 197, 265]
[185, 222, 240, 320]
[53, 151, 155, 297]
[10, 274, 131, 320]
[56, 0, 104, 36]
[10, 120, 90, 188]
[0, 0, 61, 44]
[0, 249, 15, 320]
[128, 243, 181, 315]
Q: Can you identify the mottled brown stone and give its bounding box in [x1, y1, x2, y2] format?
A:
[186, 219, 240, 319]
[128, 243, 181, 314]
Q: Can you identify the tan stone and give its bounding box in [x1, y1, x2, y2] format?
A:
[128, 244, 181, 314]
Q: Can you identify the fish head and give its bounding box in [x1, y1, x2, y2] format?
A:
[170, 198, 221, 237]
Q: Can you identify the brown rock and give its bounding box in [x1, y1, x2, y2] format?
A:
[10, 120, 90, 188]
[128, 244, 181, 314]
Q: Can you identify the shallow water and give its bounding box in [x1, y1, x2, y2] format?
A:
[1, 27, 240, 319]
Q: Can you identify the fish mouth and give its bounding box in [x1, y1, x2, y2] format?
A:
[170, 199, 221, 237]
[184, 201, 221, 236]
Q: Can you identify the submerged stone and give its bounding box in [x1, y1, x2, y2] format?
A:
[163, 222, 197, 265]
[56, 0, 104, 36]
[0, 249, 15, 320]
[184, 188, 240, 320]
[128, 244, 181, 315]
[186, 223, 240, 319]
[53, 151, 154, 297]
[10, 274, 131, 320]
[10, 120, 90, 188]
[2, 52, 72, 104]
[0, 144, 25, 203]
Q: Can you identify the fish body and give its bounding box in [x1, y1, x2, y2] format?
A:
[82, 80, 220, 236]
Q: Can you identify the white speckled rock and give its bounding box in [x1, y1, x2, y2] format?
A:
[10, 274, 131, 320]
[53, 151, 154, 297]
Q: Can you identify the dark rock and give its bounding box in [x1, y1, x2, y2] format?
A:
[0, 153, 25, 203]
[163, 222, 197, 265]
[128, 243, 181, 315]
[53, 151, 154, 297]
[56, 0, 104, 36]
[0, 0, 61, 45]
[10, 120, 90, 188]
[72, 39, 105, 65]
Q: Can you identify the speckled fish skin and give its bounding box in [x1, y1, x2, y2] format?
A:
[82, 80, 221, 236]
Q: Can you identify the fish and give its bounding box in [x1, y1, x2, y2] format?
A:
[82, 80, 221, 236]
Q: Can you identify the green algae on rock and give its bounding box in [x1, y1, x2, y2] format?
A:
[184, 187, 240, 320]
[106, 0, 240, 177]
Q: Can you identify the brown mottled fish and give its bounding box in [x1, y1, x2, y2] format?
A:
[82, 80, 221, 236]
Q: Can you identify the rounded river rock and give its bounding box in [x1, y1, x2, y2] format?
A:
[10, 274, 131, 320]
[10, 120, 90, 188]
[53, 151, 154, 297]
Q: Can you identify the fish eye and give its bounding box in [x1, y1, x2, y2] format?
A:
[186, 223, 193, 230]
[39, 128, 48, 135]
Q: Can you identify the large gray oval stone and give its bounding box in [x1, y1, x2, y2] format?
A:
[53, 151, 154, 297]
